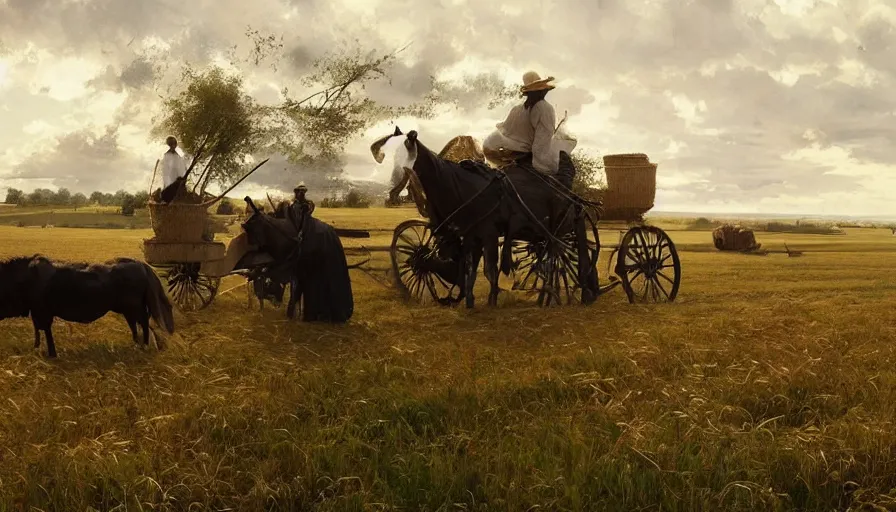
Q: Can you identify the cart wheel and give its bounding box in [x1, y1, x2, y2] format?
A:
[510, 210, 600, 306]
[616, 225, 681, 303]
[161, 263, 220, 311]
[391, 219, 462, 305]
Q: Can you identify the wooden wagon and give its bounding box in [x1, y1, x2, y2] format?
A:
[385, 136, 682, 306]
[142, 162, 373, 312]
[141, 159, 280, 311]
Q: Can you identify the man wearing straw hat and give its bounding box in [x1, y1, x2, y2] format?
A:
[482, 71, 578, 188]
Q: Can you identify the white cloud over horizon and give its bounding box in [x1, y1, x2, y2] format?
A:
[1, 0, 895, 216]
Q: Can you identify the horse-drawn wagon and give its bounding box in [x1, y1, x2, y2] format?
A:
[142, 159, 372, 315]
[141, 159, 277, 311]
[376, 128, 682, 306]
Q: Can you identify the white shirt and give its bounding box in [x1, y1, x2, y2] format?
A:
[161, 150, 187, 188]
[482, 100, 577, 173]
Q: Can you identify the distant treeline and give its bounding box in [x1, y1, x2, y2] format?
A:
[4, 187, 150, 211]
[685, 216, 894, 234]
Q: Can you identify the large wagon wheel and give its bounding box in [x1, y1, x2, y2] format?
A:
[390, 219, 463, 305]
[615, 225, 681, 303]
[510, 210, 600, 306]
[158, 263, 220, 311]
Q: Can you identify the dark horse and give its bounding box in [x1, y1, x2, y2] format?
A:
[241, 198, 354, 323]
[0, 255, 175, 358]
[372, 127, 601, 308]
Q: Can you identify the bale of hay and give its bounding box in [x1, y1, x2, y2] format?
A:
[439, 135, 487, 163]
[147, 201, 210, 243]
[712, 224, 761, 252]
[602, 153, 657, 215]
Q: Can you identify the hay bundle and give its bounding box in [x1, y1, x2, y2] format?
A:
[601, 153, 657, 212]
[712, 224, 761, 252]
[439, 135, 487, 163]
[148, 201, 211, 243]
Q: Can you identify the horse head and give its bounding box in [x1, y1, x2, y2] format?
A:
[370, 126, 421, 168]
[0, 255, 42, 319]
[241, 197, 299, 260]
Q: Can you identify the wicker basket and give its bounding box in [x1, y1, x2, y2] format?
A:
[147, 201, 210, 243]
[603, 153, 650, 168]
[602, 153, 657, 212]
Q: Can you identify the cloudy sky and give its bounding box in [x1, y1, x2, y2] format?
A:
[0, 0, 894, 216]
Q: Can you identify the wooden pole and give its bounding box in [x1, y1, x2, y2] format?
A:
[200, 158, 271, 208]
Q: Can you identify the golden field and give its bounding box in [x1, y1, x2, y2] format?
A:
[0, 206, 895, 511]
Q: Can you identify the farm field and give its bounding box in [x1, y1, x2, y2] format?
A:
[0, 207, 895, 511]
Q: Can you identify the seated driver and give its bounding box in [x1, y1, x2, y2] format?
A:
[482, 71, 578, 187]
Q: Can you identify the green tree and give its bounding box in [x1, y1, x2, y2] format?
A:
[152, 65, 265, 196]
[112, 190, 129, 206]
[133, 191, 150, 209]
[28, 188, 53, 206]
[120, 194, 137, 216]
[4, 188, 23, 204]
[71, 193, 88, 210]
[570, 149, 606, 201]
[54, 187, 72, 205]
[89, 191, 105, 205]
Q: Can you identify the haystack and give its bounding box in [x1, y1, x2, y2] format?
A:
[712, 224, 761, 252]
[439, 135, 486, 163]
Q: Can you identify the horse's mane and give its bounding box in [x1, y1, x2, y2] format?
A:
[0, 254, 132, 272]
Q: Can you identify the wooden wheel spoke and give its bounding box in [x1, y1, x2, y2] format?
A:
[391, 220, 461, 305]
[657, 270, 675, 285]
[652, 276, 671, 299]
[618, 227, 681, 304]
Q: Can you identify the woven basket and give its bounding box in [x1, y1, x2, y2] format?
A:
[148, 201, 210, 243]
[603, 153, 650, 168]
[602, 153, 657, 212]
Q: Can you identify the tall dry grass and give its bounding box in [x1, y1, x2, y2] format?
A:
[0, 212, 894, 511]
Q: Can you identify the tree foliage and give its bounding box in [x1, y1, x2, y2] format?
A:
[271, 43, 411, 162]
[151, 66, 265, 195]
[4, 188, 23, 204]
[149, 31, 535, 197]
[570, 149, 606, 200]
[260, 36, 518, 173]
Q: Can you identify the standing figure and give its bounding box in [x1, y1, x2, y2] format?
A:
[160, 136, 188, 203]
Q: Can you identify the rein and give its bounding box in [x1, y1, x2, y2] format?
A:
[429, 169, 501, 237]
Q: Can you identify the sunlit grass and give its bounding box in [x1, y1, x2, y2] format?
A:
[0, 207, 894, 510]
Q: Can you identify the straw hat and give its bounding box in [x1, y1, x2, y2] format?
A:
[520, 71, 555, 93]
[294, 182, 307, 192]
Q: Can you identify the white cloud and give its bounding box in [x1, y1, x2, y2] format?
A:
[0, 0, 893, 215]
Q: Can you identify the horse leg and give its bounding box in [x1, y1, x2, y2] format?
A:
[464, 242, 483, 309]
[286, 278, 299, 319]
[140, 311, 151, 347]
[127, 318, 140, 345]
[574, 211, 596, 305]
[45, 327, 57, 359]
[484, 234, 501, 307]
[33, 316, 57, 358]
